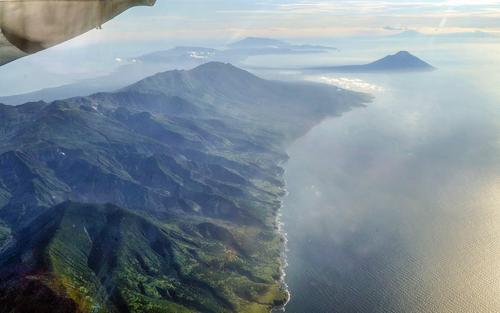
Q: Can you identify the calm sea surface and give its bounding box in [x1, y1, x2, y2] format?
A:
[254, 41, 500, 313]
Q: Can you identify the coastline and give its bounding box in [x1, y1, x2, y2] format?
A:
[269, 90, 372, 312]
[271, 182, 291, 312]
[270, 158, 292, 313]
[0, 63, 371, 313]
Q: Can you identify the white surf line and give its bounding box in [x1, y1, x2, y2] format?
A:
[271, 165, 292, 312]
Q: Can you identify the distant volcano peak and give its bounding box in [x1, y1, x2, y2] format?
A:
[394, 50, 411, 56]
[370, 51, 434, 71]
[307, 51, 435, 73]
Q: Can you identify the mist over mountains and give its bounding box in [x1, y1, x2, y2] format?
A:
[0, 37, 336, 106]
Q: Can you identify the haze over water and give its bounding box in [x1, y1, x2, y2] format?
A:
[263, 40, 500, 313]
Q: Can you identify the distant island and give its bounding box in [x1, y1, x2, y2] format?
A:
[306, 51, 435, 73]
[228, 37, 337, 51]
[229, 37, 290, 48]
[390, 30, 497, 40]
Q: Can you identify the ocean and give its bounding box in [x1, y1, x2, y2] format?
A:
[253, 39, 500, 313]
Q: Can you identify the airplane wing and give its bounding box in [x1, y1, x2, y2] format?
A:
[0, 0, 155, 66]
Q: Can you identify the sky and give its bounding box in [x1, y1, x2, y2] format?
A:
[77, 0, 500, 44]
[1, 0, 500, 97]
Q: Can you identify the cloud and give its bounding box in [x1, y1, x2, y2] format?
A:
[308, 76, 384, 93]
[383, 25, 408, 31]
[57, 0, 500, 43]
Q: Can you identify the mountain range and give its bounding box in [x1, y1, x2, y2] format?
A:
[228, 37, 337, 51]
[0, 62, 369, 313]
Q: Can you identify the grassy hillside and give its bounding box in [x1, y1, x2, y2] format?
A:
[0, 202, 288, 313]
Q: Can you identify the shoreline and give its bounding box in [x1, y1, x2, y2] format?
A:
[271, 164, 292, 313]
[268, 94, 370, 312]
